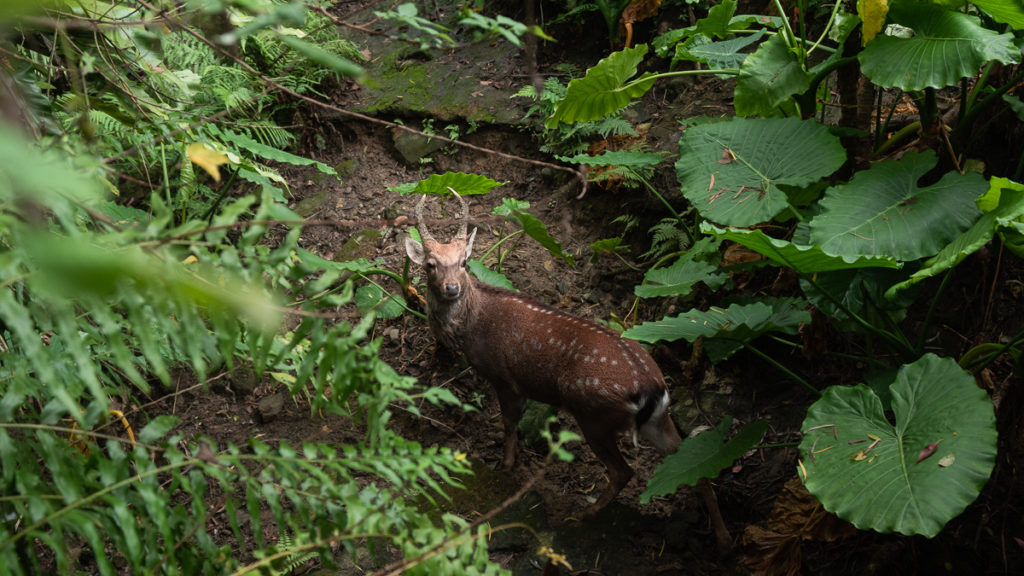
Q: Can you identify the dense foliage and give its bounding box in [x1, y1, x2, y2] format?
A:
[1, 0, 1022, 573]
[547, 0, 1023, 539]
[0, 1, 496, 574]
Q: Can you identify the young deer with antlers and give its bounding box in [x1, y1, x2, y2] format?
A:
[406, 191, 683, 516]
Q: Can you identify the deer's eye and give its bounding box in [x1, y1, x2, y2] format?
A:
[425, 261, 436, 271]
[460, 259, 467, 268]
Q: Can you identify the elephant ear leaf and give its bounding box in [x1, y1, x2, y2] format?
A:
[546, 45, 655, 128]
[808, 150, 985, 261]
[799, 355, 997, 538]
[677, 116, 845, 227]
[859, 2, 1019, 91]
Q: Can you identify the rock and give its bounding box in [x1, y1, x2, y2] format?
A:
[333, 228, 382, 261]
[291, 189, 331, 218]
[256, 391, 286, 423]
[392, 129, 447, 166]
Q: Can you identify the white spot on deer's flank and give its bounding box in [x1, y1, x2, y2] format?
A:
[600, 356, 607, 363]
[583, 356, 591, 363]
[611, 360, 618, 366]
[592, 348, 598, 355]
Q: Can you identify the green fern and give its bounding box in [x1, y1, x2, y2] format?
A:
[643, 218, 696, 260]
[264, 531, 319, 575]
[0, 129, 495, 574]
[163, 32, 217, 73]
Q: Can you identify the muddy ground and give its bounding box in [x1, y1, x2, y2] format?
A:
[166, 2, 1024, 575]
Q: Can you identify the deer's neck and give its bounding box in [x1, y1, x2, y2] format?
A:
[427, 278, 479, 350]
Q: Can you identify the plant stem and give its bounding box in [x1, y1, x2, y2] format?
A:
[963, 329, 1024, 372]
[744, 343, 819, 395]
[637, 173, 681, 219]
[803, 274, 917, 360]
[875, 121, 920, 157]
[757, 441, 801, 448]
[806, 0, 844, 57]
[915, 269, 953, 354]
[771, 0, 798, 53]
[622, 68, 740, 93]
[874, 89, 903, 153]
[478, 228, 523, 263]
[952, 66, 1024, 144]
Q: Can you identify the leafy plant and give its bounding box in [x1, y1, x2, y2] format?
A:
[541, 0, 1024, 537]
[374, 2, 455, 49]
[643, 415, 768, 502]
[799, 355, 997, 538]
[0, 3, 513, 574]
[513, 75, 639, 156]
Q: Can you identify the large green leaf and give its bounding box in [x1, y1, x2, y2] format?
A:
[390, 171, 505, 196]
[859, 3, 1019, 91]
[886, 179, 1024, 298]
[641, 414, 768, 502]
[809, 151, 985, 261]
[800, 354, 997, 538]
[701, 223, 901, 273]
[635, 257, 727, 298]
[693, 0, 739, 38]
[545, 45, 656, 128]
[624, 299, 809, 363]
[673, 30, 765, 72]
[734, 34, 810, 116]
[801, 267, 915, 326]
[677, 117, 846, 227]
[969, 0, 1024, 30]
[467, 259, 515, 290]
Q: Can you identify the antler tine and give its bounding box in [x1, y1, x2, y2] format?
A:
[415, 194, 436, 245]
[447, 187, 469, 239]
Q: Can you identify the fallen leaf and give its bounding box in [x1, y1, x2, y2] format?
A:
[718, 147, 736, 164]
[938, 453, 955, 467]
[916, 441, 940, 463]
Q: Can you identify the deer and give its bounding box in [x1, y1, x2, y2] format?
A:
[405, 190, 684, 517]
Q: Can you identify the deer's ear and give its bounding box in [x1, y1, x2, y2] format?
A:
[405, 236, 425, 265]
[464, 227, 478, 259]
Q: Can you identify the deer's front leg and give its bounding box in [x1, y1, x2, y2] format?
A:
[491, 381, 525, 470]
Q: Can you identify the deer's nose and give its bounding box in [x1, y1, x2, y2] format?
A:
[444, 283, 460, 298]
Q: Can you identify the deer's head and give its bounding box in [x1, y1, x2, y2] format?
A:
[405, 190, 478, 302]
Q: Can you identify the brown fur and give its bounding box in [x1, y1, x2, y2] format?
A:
[407, 193, 682, 516]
